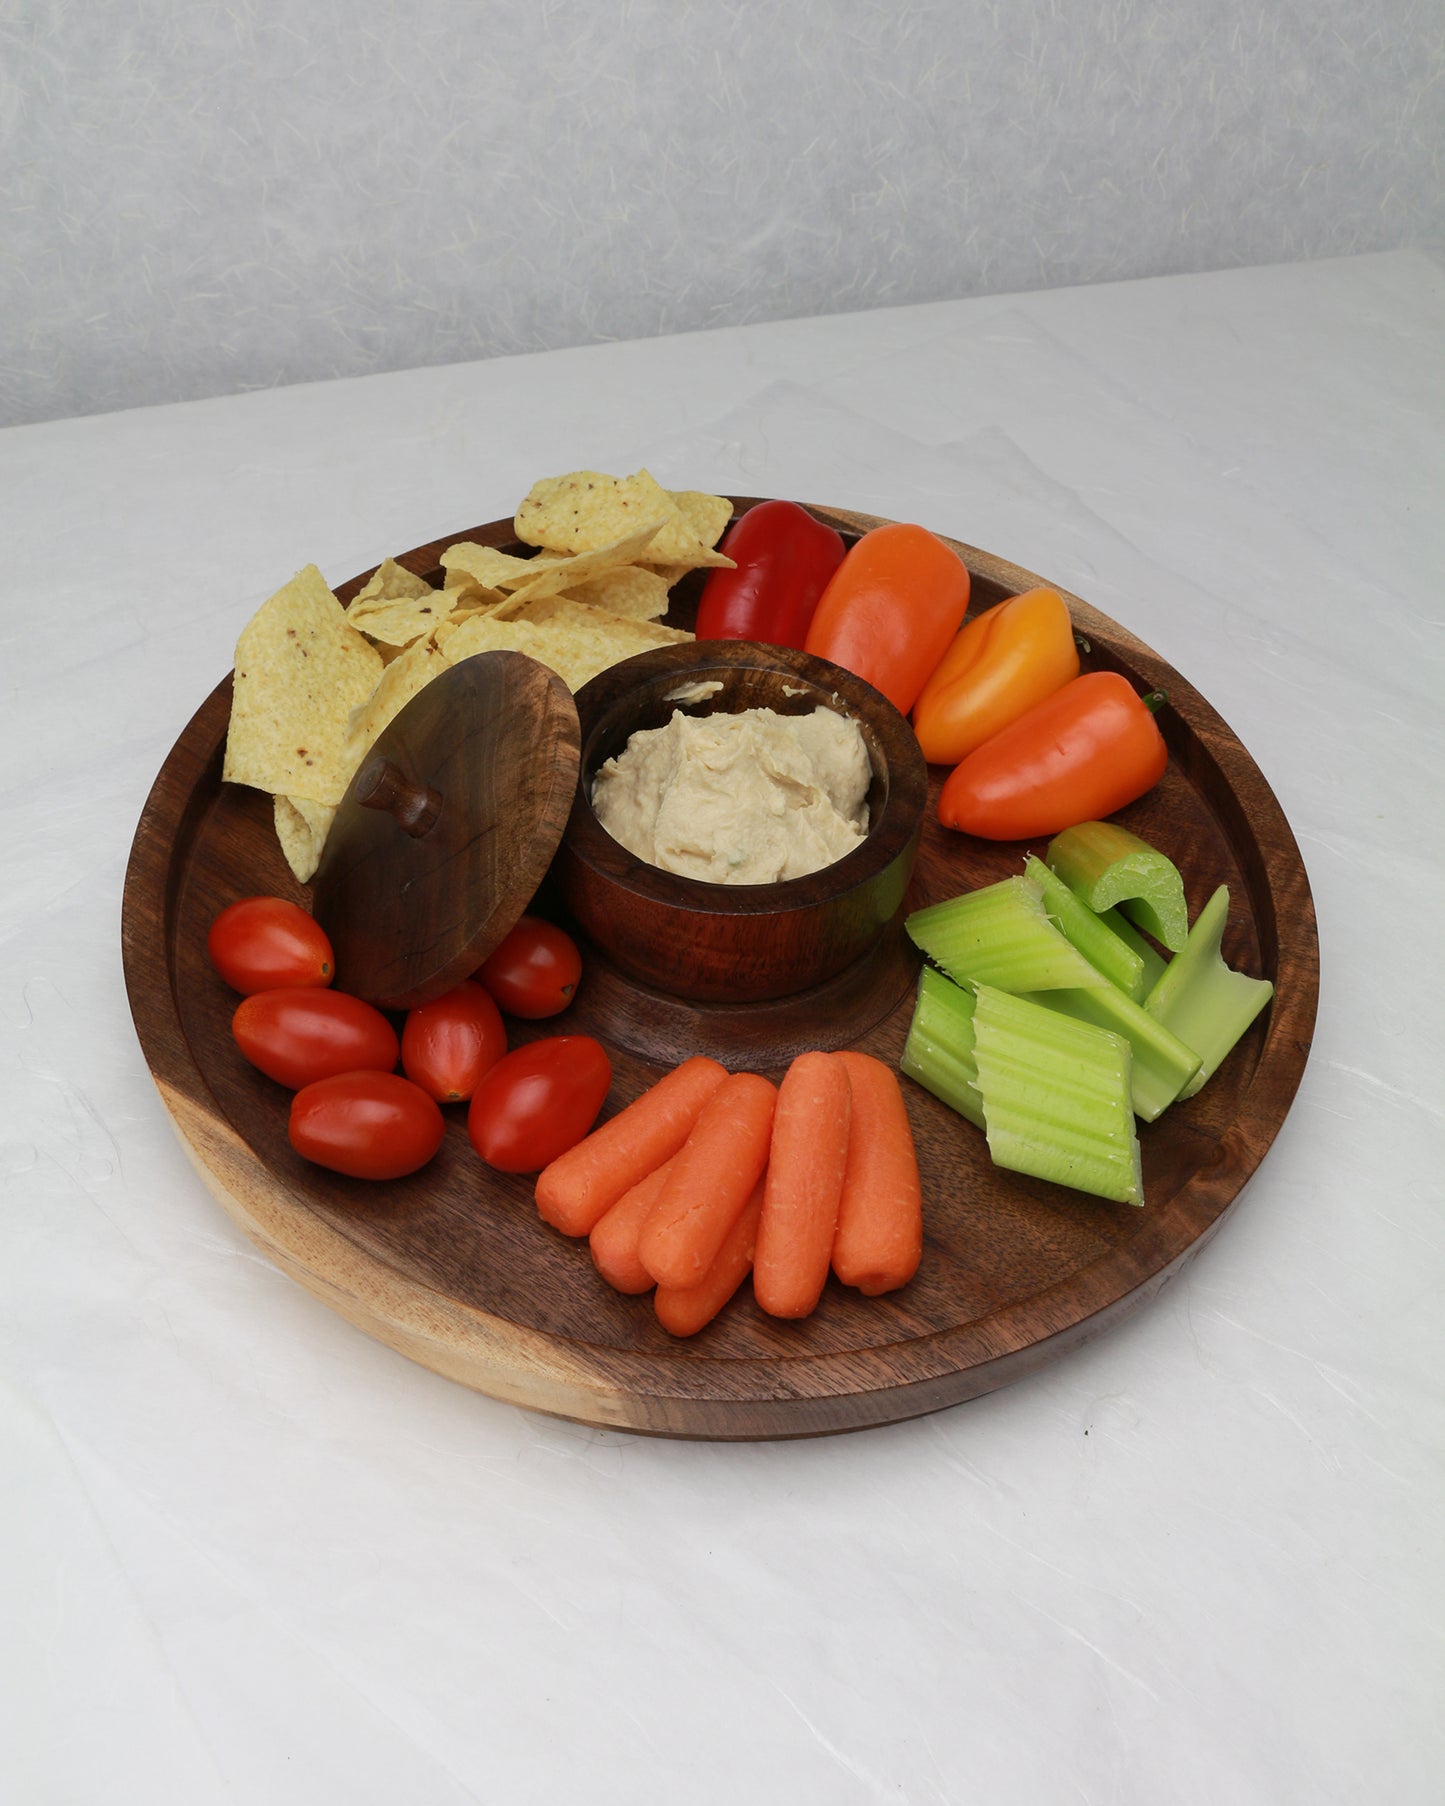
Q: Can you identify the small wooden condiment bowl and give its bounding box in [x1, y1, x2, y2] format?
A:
[557, 641, 928, 1003]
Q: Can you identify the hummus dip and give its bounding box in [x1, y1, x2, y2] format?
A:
[592, 705, 871, 884]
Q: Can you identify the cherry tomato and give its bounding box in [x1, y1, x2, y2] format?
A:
[232, 988, 399, 1090]
[401, 981, 507, 1103]
[467, 1036, 611, 1173]
[208, 896, 334, 995]
[289, 1071, 444, 1180]
[477, 917, 583, 1019]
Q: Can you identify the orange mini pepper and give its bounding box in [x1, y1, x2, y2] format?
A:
[938, 671, 1168, 840]
[804, 522, 970, 715]
[912, 587, 1080, 766]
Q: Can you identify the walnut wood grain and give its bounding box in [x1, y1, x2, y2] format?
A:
[312, 651, 579, 1010]
[120, 502, 1320, 1439]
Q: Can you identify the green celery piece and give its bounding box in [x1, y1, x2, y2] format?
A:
[906, 875, 1111, 993]
[1026, 984, 1202, 1123]
[1023, 854, 1146, 1000]
[1098, 906, 1170, 995]
[972, 985, 1143, 1205]
[1047, 821, 1190, 953]
[900, 965, 985, 1129]
[1143, 885, 1273, 1098]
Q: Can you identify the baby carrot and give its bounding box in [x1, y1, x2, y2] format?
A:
[753, 1051, 853, 1319]
[638, 1072, 776, 1289]
[589, 1156, 676, 1294]
[535, 1054, 728, 1236]
[654, 1182, 765, 1338]
[830, 1052, 923, 1296]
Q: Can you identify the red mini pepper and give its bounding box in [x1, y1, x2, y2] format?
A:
[938, 671, 1168, 839]
[695, 500, 847, 649]
[805, 522, 971, 715]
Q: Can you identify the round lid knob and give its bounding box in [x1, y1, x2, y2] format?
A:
[312, 650, 580, 1009]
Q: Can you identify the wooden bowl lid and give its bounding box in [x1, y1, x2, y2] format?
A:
[312, 650, 580, 1009]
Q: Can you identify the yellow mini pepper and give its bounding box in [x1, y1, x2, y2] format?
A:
[912, 586, 1080, 766]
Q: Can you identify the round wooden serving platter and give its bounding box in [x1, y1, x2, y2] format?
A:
[122, 503, 1318, 1440]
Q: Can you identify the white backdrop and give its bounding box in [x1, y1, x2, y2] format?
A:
[4, 0, 1442, 425]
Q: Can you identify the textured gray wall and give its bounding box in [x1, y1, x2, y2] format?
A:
[4, 0, 1442, 427]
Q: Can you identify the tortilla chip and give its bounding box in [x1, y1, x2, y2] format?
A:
[563, 564, 671, 621]
[348, 557, 434, 610]
[341, 634, 452, 773]
[513, 471, 641, 553]
[431, 601, 508, 653]
[521, 593, 691, 640]
[514, 469, 733, 570]
[441, 543, 545, 592]
[224, 565, 383, 806]
[273, 795, 337, 884]
[344, 588, 450, 649]
[447, 585, 509, 616]
[442, 596, 690, 694]
[641, 562, 699, 591]
[441, 522, 668, 614]
[669, 490, 733, 550]
[624, 471, 734, 567]
[479, 523, 673, 618]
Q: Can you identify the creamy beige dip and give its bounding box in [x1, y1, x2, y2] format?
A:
[592, 705, 871, 884]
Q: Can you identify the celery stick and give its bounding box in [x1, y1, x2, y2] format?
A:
[972, 986, 1142, 1205]
[900, 965, 985, 1129]
[1023, 854, 1146, 1000]
[1098, 906, 1170, 995]
[1025, 984, 1202, 1123]
[1143, 886, 1273, 1098]
[1047, 821, 1190, 953]
[906, 875, 1111, 993]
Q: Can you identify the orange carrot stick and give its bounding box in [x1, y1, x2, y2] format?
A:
[830, 1052, 923, 1296]
[535, 1054, 728, 1236]
[637, 1072, 776, 1289]
[589, 1155, 676, 1294]
[753, 1051, 853, 1318]
[654, 1182, 765, 1338]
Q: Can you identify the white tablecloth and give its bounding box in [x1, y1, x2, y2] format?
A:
[3, 250, 1441, 1804]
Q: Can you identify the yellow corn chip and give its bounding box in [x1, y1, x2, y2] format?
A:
[514, 469, 734, 570]
[514, 471, 640, 552]
[341, 634, 452, 773]
[641, 562, 699, 590]
[669, 490, 733, 550]
[442, 521, 668, 611]
[432, 602, 503, 654]
[348, 557, 434, 610]
[440, 543, 544, 592]
[521, 593, 691, 640]
[439, 614, 600, 691]
[443, 596, 690, 694]
[483, 522, 673, 617]
[344, 589, 450, 649]
[563, 565, 671, 620]
[625, 470, 734, 567]
[273, 795, 337, 884]
[224, 565, 383, 806]
[445, 585, 509, 617]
